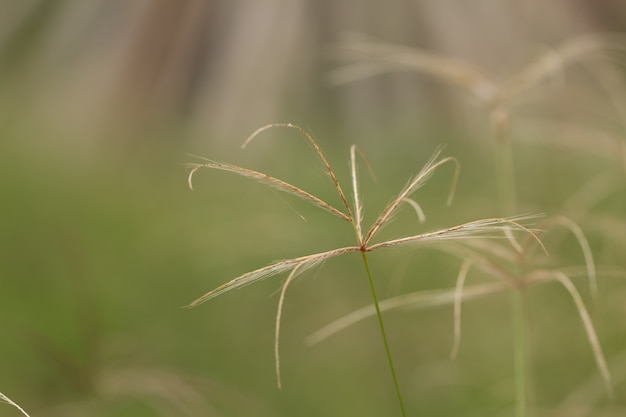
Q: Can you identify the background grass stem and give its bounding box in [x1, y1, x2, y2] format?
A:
[492, 107, 527, 417]
[512, 290, 527, 417]
[492, 108, 518, 218]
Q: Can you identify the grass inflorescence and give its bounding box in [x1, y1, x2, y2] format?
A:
[187, 123, 545, 416]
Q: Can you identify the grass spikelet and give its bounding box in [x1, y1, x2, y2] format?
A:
[243, 124, 354, 219]
[186, 246, 360, 307]
[186, 159, 351, 222]
[349, 144, 378, 243]
[364, 150, 459, 245]
[367, 216, 545, 252]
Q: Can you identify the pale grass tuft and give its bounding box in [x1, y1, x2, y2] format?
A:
[0, 391, 31, 417]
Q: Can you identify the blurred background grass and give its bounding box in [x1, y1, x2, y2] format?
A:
[1, 1, 626, 416]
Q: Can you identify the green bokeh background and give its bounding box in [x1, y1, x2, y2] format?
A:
[1, 2, 626, 416]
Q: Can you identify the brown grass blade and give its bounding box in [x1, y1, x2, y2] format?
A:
[187, 160, 350, 222]
[187, 246, 360, 307]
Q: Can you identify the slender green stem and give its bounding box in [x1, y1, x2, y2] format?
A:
[492, 106, 526, 417]
[512, 290, 526, 417]
[494, 123, 517, 217]
[360, 251, 407, 417]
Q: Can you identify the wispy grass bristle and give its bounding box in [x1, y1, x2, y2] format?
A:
[541, 216, 598, 302]
[402, 198, 426, 224]
[535, 270, 613, 398]
[0, 392, 30, 417]
[275, 264, 302, 390]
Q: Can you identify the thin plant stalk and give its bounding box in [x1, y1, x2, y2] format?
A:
[512, 290, 527, 417]
[360, 251, 407, 417]
[351, 144, 406, 416]
[492, 105, 527, 417]
[491, 107, 518, 217]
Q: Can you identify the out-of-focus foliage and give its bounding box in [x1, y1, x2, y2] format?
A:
[1, 1, 625, 416]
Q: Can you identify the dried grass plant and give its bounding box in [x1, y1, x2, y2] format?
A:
[186, 123, 543, 417]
